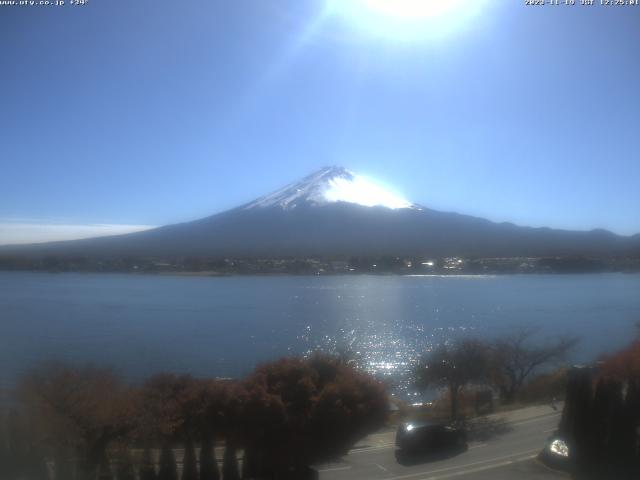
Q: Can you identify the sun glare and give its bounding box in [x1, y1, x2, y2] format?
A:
[324, 175, 413, 209]
[328, 0, 487, 42]
[362, 0, 466, 20]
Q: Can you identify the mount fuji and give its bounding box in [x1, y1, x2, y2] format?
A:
[3, 166, 639, 259]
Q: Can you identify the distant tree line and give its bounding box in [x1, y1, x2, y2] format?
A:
[0, 355, 388, 480]
[1, 254, 639, 275]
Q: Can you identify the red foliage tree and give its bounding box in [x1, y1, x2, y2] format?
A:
[600, 341, 640, 381]
[19, 364, 135, 480]
[239, 354, 388, 478]
[558, 342, 640, 478]
[136, 374, 231, 445]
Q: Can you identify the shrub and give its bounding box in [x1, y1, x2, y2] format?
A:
[181, 440, 197, 480]
[239, 354, 388, 476]
[139, 448, 157, 480]
[518, 368, 568, 404]
[157, 445, 178, 480]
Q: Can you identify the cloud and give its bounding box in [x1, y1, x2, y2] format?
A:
[0, 221, 155, 246]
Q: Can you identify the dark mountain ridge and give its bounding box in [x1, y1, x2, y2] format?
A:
[2, 167, 639, 260]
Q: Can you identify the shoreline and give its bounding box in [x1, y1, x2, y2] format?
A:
[1, 269, 639, 278]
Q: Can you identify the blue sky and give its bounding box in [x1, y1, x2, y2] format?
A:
[1, 0, 639, 244]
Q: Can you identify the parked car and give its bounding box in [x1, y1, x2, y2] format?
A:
[395, 420, 467, 455]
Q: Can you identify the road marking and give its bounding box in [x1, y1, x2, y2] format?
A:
[383, 448, 540, 480]
[317, 465, 352, 472]
[507, 412, 560, 427]
[347, 443, 489, 456]
[350, 441, 488, 456]
[349, 443, 395, 454]
[420, 454, 538, 479]
[376, 463, 389, 472]
[468, 443, 488, 449]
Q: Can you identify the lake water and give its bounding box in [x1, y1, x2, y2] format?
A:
[1, 272, 639, 399]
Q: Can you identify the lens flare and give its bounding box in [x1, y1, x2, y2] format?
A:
[361, 0, 466, 20]
[328, 0, 488, 42]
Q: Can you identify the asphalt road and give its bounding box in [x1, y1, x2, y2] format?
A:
[318, 410, 567, 480]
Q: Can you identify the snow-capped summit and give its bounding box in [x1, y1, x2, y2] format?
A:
[243, 166, 416, 210]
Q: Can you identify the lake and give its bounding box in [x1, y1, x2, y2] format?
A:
[1, 272, 639, 399]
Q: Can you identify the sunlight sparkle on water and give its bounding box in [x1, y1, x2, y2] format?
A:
[296, 310, 477, 400]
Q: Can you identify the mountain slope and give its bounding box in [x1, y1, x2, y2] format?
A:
[2, 166, 639, 258]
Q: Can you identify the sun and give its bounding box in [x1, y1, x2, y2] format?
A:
[359, 0, 466, 20]
[327, 0, 487, 42]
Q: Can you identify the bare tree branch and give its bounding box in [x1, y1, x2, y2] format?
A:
[491, 327, 578, 403]
[416, 339, 490, 419]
